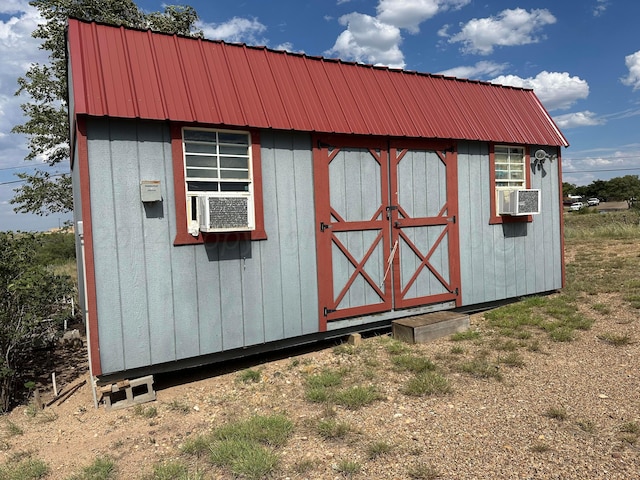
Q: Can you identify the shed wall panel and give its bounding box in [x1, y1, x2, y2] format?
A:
[457, 142, 563, 306]
[86, 120, 319, 375]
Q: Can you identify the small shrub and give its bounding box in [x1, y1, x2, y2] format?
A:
[548, 326, 574, 342]
[293, 458, 317, 474]
[306, 369, 344, 389]
[591, 303, 611, 314]
[238, 368, 261, 383]
[214, 414, 293, 447]
[148, 461, 196, 480]
[384, 339, 411, 355]
[334, 459, 361, 476]
[4, 420, 23, 437]
[165, 399, 191, 414]
[598, 333, 632, 346]
[333, 385, 381, 409]
[333, 343, 357, 355]
[305, 386, 330, 403]
[620, 422, 640, 434]
[530, 442, 552, 453]
[498, 352, 525, 368]
[133, 405, 157, 418]
[392, 354, 436, 373]
[180, 434, 212, 457]
[317, 419, 351, 439]
[457, 358, 502, 380]
[407, 461, 440, 479]
[366, 440, 393, 459]
[0, 457, 49, 480]
[544, 407, 567, 421]
[69, 456, 116, 480]
[209, 439, 278, 480]
[403, 372, 452, 396]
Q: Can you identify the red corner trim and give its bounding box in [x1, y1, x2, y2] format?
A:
[77, 116, 102, 376]
[557, 147, 566, 288]
[171, 124, 267, 246]
[488, 143, 533, 225]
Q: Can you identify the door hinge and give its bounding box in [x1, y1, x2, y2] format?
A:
[320, 222, 331, 232]
[324, 307, 337, 316]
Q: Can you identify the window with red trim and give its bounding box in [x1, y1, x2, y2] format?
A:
[172, 125, 267, 245]
[489, 144, 532, 224]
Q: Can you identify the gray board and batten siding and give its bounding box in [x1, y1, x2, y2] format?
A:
[77, 117, 562, 377]
[82, 118, 319, 376]
[457, 141, 563, 306]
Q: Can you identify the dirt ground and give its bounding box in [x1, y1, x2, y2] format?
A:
[1, 240, 639, 479]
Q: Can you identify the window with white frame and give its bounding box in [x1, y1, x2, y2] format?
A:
[494, 145, 525, 189]
[182, 127, 254, 235]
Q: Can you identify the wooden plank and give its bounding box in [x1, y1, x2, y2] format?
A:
[137, 122, 176, 365]
[87, 118, 125, 374]
[109, 120, 152, 370]
[291, 132, 320, 336]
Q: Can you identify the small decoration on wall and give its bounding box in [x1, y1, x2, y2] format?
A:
[531, 149, 557, 177]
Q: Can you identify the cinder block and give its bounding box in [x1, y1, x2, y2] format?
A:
[348, 333, 362, 346]
[102, 375, 156, 410]
[393, 311, 469, 344]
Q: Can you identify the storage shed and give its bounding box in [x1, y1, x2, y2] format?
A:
[66, 19, 569, 388]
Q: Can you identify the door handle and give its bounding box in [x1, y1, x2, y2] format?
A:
[394, 221, 402, 228]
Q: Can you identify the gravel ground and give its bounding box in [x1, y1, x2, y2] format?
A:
[1, 242, 638, 479]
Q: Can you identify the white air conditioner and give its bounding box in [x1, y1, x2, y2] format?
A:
[198, 194, 255, 232]
[498, 189, 541, 216]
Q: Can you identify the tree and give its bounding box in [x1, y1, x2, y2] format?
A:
[0, 232, 73, 411]
[12, 1, 202, 216]
[602, 175, 640, 207]
[562, 182, 577, 197]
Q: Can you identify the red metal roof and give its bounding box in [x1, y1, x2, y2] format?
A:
[67, 18, 569, 147]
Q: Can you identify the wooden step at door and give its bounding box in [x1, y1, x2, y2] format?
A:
[392, 311, 469, 344]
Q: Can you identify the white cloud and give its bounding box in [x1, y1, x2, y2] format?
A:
[448, 8, 556, 55]
[553, 111, 604, 129]
[436, 60, 508, 79]
[0, 0, 32, 15]
[198, 17, 267, 44]
[593, 0, 609, 17]
[621, 50, 640, 91]
[328, 0, 471, 68]
[0, 4, 46, 167]
[490, 71, 589, 111]
[326, 13, 405, 68]
[376, 0, 470, 34]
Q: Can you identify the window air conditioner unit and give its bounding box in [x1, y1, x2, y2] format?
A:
[198, 194, 255, 232]
[498, 189, 541, 216]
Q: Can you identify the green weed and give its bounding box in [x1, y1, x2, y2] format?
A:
[333, 385, 382, 409]
[68, 456, 115, 480]
[403, 371, 452, 396]
[317, 418, 351, 439]
[334, 459, 361, 476]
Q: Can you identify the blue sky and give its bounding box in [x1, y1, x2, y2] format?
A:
[1, 0, 639, 231]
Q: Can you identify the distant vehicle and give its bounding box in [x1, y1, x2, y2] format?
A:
[569, 202, 584, 211]
[587, 198, 600, 206]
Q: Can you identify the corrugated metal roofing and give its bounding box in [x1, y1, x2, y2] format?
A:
[66, 18, 569, 147]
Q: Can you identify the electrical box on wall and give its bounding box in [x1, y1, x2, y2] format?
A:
[140, 181, 162, 202]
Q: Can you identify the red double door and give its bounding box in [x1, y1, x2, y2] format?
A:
[314, 136, 461, 329]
